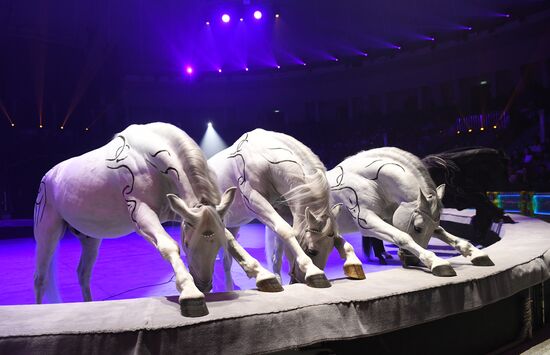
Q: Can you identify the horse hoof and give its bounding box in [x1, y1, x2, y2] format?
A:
[378, 257, 388, 265]
[432, 264, 457, 277]
[257, 277, 284, 292]
[471, 255, 495, 266]
[306, 274, 331, 288]
[180, 298, 209, 317]
[344, 264, 366, 280]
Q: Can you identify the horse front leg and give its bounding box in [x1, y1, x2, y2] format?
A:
[334, 236, 366, 279]
[433, 227, 495, 266]
[264, 226, 284, 282]
[134, 204, 207, 317]
[362, 211, 457, 277]
[242, 186, 330, 288]
[220, 226, 240, 291]
[224, 228, 283, 292]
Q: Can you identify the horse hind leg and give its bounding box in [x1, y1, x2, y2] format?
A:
[72, 228, 102, 301]
[34, 204, 66, 304]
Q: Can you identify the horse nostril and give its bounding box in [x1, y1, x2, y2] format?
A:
[202, 231, 215, 240]
[306, 248, 318, 257]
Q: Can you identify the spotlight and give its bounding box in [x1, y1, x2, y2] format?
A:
[275, 13, 280, 18]
[276, 65, 281, 69]
[39, 124, 43, 128]
[11, 123, 15, 127]
[480, 127, 485, 131]
[362, 52, 368, 57]
[85, 127, 89, 131]
[468, 128, 473, 133]
[303, 63, 307, 66]
[240, 18, 244, 22]
[493, 125, 497, 129]
[245, 67, 249, 71]
[334, 58, 339, 61]
[206, 21, 210, 26]
[218, 68, 222, 73]
[200, 121, 227, 158]
[60, 126, 64, 130]
[253, 10, 262, 20]
[222, 14, 230, 23]
[457, 130, 460, 134]
[186, 66, 193, 75]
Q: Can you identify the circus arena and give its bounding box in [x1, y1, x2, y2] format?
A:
[1, 1, 550, 354]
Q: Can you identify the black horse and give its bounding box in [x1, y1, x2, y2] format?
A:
[364, 147, 512, 264]
[423, 147, 513, 244]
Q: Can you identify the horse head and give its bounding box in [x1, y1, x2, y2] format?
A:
[292, 203, 343, 282]
[167, 187, 237, 292]
[392, 185, 445, 248]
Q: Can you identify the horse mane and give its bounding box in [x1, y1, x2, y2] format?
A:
[421, 154, 460, 186]
[350, 147, 443, 215]
[174, 133, 222, 205]
[422, 146, 510, 192]
[284, 168, 332, 245]
[356, 147, 437, 192]
[264, 131, 332, 244]
[126, 123, 222, 205]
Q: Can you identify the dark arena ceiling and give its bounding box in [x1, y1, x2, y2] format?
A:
[1, 0, 548, 76]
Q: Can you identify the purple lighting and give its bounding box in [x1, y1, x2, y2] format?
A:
[253, 10, 262, 20]
[222, 14, 230, 23]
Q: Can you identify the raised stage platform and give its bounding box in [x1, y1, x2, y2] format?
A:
[0, 211, 549, 354]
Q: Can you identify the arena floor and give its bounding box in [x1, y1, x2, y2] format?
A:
[0, 222, 459, 305]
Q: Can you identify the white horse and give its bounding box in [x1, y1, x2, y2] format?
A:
[209, 129, 364, 289]
[326, 147, 494, 276]
[33, 122, 281, 317]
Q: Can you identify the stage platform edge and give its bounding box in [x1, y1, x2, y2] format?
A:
[0, 213, 549, 354]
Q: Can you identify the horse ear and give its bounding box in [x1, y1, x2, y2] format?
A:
[216, 187, 237, 218]
[305, 207, 318, 228]
[417, 189, 430, 211]
[436, 184, 445, 200]
[331, 203, 343, 218]
[167, 194, 199, 223]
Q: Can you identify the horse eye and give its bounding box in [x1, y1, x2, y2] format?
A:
[185, 221, 194, 228]
[414, 226, 422, 233]
[327, 233, 335, 238]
